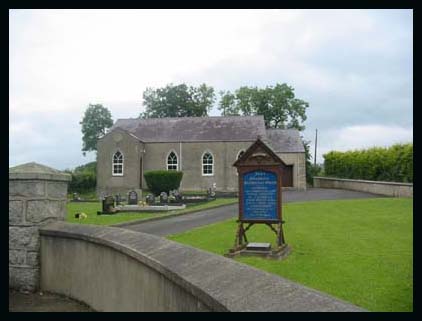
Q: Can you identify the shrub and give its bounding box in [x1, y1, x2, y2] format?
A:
[307, 163, 323, 184]
[144, 170, 183, 196]
[323, 143, 413, 183]
[69, 171, 96, 193]
[67, 161, 97, 193]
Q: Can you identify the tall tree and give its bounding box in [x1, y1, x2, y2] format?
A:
[218, 83, 309, 130]
[80, 104, 113, 156]
[141, 83, 216, 118]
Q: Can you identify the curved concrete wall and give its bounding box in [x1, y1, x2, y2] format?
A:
[313, 177, 413, 197]
[39, 222, 365, 312]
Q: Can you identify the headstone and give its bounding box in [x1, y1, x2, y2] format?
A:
[207, 183, 217, 199]
[160, 192, 168, 204]
[115, 194, 121, 206]
[174, 190, 182, 202]
[169, 190, 182, 203]
[128, 190, 138, 205]
[102, 195, 115, 214]
[168, 192, 176, 203]
[146, 194, 155, 205]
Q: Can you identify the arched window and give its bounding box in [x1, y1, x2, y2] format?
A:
[167, 151, 178, 171]
[202, 152, 214, 176]
[112, 151, 124, 176]
[237, 150, 245, 160]
[235, 150, 245, 176]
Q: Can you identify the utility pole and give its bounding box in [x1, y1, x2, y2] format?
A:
[314, 129, 318, 166]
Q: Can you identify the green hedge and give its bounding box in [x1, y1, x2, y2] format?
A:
[66, 161, 97, 193]
[144, 170, 184, 196]
[323, 143, 413, 183]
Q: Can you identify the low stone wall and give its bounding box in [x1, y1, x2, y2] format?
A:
[9, 162, 71, 291]
[313, 177, 413, 197]
[40, 222, 364, 312]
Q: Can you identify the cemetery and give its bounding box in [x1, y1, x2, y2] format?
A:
[10, 9, 413, 312]
[97, 189, 217, 214]
[9, 137, 413, 312]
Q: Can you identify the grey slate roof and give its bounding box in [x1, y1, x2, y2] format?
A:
[265, 129, 305, 153]
[109, 116, 304, 153]
[111, 116, 267, 142]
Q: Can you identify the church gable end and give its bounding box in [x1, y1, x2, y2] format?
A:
[233, 138, 287, 168]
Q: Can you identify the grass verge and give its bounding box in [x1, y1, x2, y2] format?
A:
[168, 198, 413, 312]
[66, 198, 237, 226]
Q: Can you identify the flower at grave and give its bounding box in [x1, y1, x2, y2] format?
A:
[75, 212, 88, 220]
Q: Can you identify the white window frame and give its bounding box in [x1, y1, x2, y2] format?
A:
[166, 150, 179, 171]
[236, 150, 245, 161]
[112, 150, 124, 176]
[202, 151, 214, 176]
[235, 150, 245, 176]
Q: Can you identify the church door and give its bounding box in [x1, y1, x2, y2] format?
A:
[282, 165, 293, 187]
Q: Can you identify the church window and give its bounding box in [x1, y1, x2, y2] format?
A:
[237, 150, 245, 160]
[202, 152, 214, 176]
[112, 151, 124, 176]
[167, 151, 178, 170]
[235, 150, 245, 176]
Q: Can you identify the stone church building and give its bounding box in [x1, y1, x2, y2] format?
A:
[96, 116, 306, 196]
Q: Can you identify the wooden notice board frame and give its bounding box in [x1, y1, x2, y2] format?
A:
[231, 137, 288, 252]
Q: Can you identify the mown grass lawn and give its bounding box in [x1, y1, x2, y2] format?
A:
[66, 198, 237, 226]
[168, 198, 413, 312]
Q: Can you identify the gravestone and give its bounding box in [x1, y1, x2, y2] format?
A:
[146, 194, 155, 205]
[207, 183, 217, 199]
[174, 190, 182, 203]
[115, 194, 121, 206]
[128, 190, 138, 205]
[160, 192, 168, 204]
[102, 195, 115, 214]
[227, 137, 291, 259]
[170, 190, 182, 203]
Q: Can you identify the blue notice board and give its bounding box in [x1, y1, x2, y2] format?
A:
[242, 170, 278, 221]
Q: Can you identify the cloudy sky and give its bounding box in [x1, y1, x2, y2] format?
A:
[10, 9, 413, 170]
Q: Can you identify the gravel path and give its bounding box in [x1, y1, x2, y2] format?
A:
[126, 188, 382, 236]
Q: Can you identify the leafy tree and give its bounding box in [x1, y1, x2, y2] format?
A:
[66, 161, 97, 193]
[141, 83, 216, 118]
[80, 104, 113, 156]
[74, 161, 97, 174]
[218, 90, 237, 116]
[218, 83, 309, 130]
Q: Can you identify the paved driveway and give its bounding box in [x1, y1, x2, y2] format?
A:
[125, 188, 382, 237]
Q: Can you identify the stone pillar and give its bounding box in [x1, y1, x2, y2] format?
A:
[9, 162, 71, 292]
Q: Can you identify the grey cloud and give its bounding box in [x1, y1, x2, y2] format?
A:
[10, 10, 412, 169]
